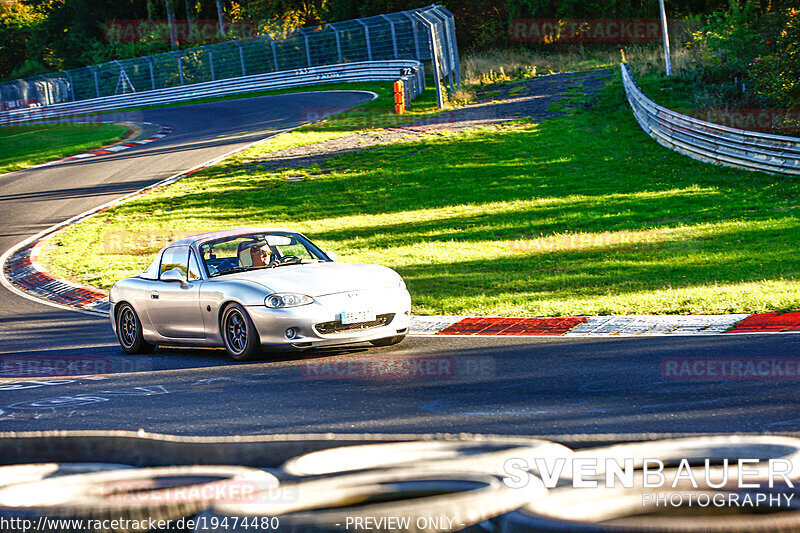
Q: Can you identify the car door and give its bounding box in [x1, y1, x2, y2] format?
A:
[145, 246, 205, 339]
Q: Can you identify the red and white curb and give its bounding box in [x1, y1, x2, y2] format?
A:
[409, 314, 800, 336]
[37, 122, 173, 167]
[4, 94, 800, 336]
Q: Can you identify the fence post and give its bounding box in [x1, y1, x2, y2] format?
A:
[263, 35, 279, 71]
[233, 41, 246, 76]
[89, 66, 101, 98]
[402, 13, 422, 61]
[437, 6, 461, 89]
[145, 56, 156, 90]
[203, 46, 215, 81]
[356, 20, 373, 61]
[328, 24, 343, 63]
[427, 8, 454, 94]
[64, 70, 76, 101]
[414, 12, 443, 108]
[172, 52, 184, 85]
[18, 80, 28, 107]
[380, 15, 399, 59]
[658, 0, 672, 76]
[298, 29, 312, 67]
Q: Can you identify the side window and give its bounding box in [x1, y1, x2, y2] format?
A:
[160, 247, 189, 279]
[188, 250, 202, 281]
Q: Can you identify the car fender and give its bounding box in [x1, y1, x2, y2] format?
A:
[199, 279, 272, 343]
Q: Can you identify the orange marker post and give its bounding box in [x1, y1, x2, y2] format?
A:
[393, 80, 405, 114]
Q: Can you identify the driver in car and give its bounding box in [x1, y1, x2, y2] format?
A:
[249, 244, 271, 267]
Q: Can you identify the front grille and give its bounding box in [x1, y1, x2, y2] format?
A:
[315, 313, 395, 335]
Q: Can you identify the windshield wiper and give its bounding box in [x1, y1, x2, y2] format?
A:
[210, 265, 270, 277]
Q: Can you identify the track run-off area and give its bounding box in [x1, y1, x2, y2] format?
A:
[1, 91, 800, 437]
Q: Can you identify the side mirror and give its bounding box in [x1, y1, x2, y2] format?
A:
[161, 268, 188, 286]
[324, 250, 338, 262]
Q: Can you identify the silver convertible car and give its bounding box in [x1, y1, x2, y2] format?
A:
[109, 228, 411, 360]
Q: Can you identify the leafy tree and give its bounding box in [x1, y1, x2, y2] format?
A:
[0, 1, 44, 78]
[751, 8, 800, 108]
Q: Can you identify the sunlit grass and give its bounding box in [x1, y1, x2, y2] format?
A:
[41, 73, 800, 316]
[461, 48, 618, 86]
[0, 123, 128, 174]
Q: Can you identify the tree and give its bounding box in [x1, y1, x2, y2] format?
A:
[752, 9, 800, 109]
[0, 1, 44, 79]
[216, 0, 226, 36]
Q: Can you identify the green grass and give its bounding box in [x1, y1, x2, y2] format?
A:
[41, 72, 800, 316]
[0, 123, 128, 174]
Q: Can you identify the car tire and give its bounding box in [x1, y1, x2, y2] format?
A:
[221, 303, 261, 361]
[369, 335, 406, 347]
[115, 303, 154, 355]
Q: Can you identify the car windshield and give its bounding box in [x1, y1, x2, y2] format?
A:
[200, 232, 328, 277]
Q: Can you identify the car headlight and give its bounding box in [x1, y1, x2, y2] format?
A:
[265, 293, 314, 308]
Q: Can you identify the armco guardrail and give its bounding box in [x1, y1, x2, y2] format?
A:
[0, 61, 424, 125]
[0, 5, 458, 113]
[621, 63, 800, 175]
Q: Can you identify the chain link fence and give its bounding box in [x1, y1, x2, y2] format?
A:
[0, 5, 459, 113]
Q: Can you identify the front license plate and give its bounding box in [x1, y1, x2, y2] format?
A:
[340, 310, 376, 324]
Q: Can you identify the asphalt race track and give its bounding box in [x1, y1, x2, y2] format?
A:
[2, 93, 800, 437]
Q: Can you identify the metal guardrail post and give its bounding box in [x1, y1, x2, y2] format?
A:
[89, 66, 101, 98]
[437, 6, 461, 89]
[328, 24, 343, 63]
[401, 13, 422, 61]
[35, 77, 48, 106]
[426, 8, 454, 94]
[144, 57, 156, 90]
[64, 71, 75, 102]
[415, 12, 444, 108]
[380, 15, 399, 59]
[298, 29, 313, 67]
[263, 35, 279, 72]
[233, 41, 246, 76]
[173, 52, 184, 85]
[356, 20, 373, 61]
[203, 46, 216, 81]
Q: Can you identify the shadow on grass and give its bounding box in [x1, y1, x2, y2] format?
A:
[49, 75, 800, 313]
[396, 221, 800, 299]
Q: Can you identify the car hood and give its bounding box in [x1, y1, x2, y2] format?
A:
[212, 262, 400, 297]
